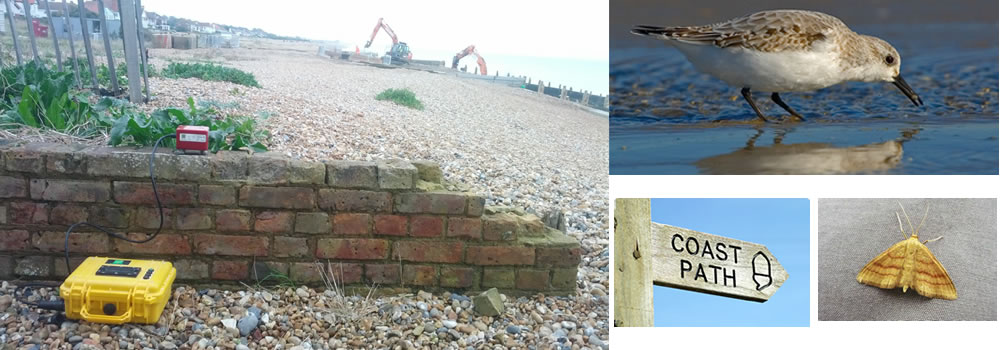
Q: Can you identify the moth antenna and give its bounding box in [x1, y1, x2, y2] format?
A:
[895, 212, 907, 240]
[923, 236, 943, 244]
[915, 204, 930, 235]
[897, 201, 914, 235]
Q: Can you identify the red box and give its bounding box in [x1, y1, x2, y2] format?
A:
[176, 125, 209, 152]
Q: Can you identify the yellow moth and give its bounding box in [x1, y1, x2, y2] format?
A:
[856, 202, 957, 300]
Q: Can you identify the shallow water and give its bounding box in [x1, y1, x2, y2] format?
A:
[610, 19, 999, 174]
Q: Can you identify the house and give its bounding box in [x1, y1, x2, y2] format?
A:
[0, 0, 48, 19]
[82, 0, 119, 21]
[49, 0, 121, 39]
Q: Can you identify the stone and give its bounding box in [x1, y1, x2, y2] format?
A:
[473, 288, 505, 316]
[237, 314, 259, 336]
[506, 325, 521, 334]
[442, 320, 457, 329]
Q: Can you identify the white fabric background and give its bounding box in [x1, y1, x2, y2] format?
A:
[818, 198, 997, 321]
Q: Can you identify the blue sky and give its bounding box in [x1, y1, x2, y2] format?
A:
[651, 198, 810, 327]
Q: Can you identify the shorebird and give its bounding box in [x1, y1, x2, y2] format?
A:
[632, 9, 924, 122]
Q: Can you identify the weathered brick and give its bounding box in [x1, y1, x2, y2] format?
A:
[318, 189, 389, 213]
[175, 208, 213, 230]
[288, 159, 326, 185]
[254, 211, 294, 233]
[87, 150, 151, 178]
[482, 268, 515, 289]
[3, 148, 44, 173]
[49, 204, 89, 225]
[216, 209, 251, 232]
[89, 206, 129, 229]
[34, 231, 110, 254]
[15, 256, 51, 277]
[8, 201, 47, 225]
[292, 262, 362, 284]
[0, 255, 11, 279]
[516, 269, 550, 290]
[253, 261, 290, 280]
[0, 230, 31, 251]
[365, 264, 400, 284]
[248, 156, 289, 185]
[193, 234, 269, 256]
[239, 186, 315, 209]
[150, 152, 212, 181]
[212, 151, 249, 181]
[374, 215, 407, 236]
[326, 161, 377, 189]
[377, 160, 416, 189]
[45, 144, 91, 175]
[199, 185, 235, 206]
[133, 207, 174, 229]
[212, 260, 249, 280]
[394, 241, 463, 263]
[273, 236, 310, 258]
[403, 265, 437, 286]
[295, 212, 331, 234]
[174, 259, 210, 280]
[316, 238, 388, 260]
[483, 214, 518, 241]
[536, 246, 582, 267]
[410, 216, 444, 237]
[447, 217, 482, 240]
[333, 213, 370, 235]
[411, 160, 442, 183]
[0, 176, 27, 198]
[115, 233, 191, 255]
[53, 257, 87, 277]
[0, 205, 6, 224]
[466, 246, 535, 266]
[288, 262, 326, 283]
[551, 268, 577, 290]
[114, 182, 196, 205]
[440, 267, 476, 288]
[466, 195, 485, 217]
[395, 193, 466, 215]
[29, 179, 111, 202]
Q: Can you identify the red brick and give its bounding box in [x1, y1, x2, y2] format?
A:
[199, 185, 235, 206]
[89, 206, 129, 228]
[239, 186, 314, 209]
[133, 207, 174, 229]
[212, 260, 249, 280]
[49, 204, 89, 225]
[115, 233, 191, 255]
[0, 230, 30, 250]
[315, 238, 388, 260]
[114, 182, 195, 205]
[365, 264, 400, 284]
[193, 234, 269, 256]
[318, 189, 391, 212]
[403, 265, 437, 286]
[30, 179, 110, 202]
[446, 217, 482, 240]
[176, 208, 213, 230]
[394, 193, 466, 214]
[394, 241, 463, 263]
[374, 215, 407, 236]
[273, 236, 309, 258]
[254, 211, 294, 233]
[9, 201, 47, 225]
[216, 210, 251, 232]
[440, 267, 476, 288]
[466, 246, 535, 265]
[34, 231, 109, 254]
[0, 176, 27, 198]
[535, 247, 582, 267]
[409, 216, 443, 237]
[516, 269, 550, 290]
[333, 213, 370, 235]
[295, 212, 331, 234]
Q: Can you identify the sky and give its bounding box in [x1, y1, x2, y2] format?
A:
[650, 198, 810, 327]
[141, 0, 609, 94]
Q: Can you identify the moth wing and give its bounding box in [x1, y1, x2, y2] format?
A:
[911, 243, 958, 300]
[856, 240, 907, 289]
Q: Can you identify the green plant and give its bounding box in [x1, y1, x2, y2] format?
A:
[375, 88, 424, 110]
[61, 58, 158, 89]
[0, 61, 113, 137]
[109, 97, 269, 153]
[161, 62, 261, 88]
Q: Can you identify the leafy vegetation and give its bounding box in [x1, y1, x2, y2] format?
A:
[375, 88, 424, 110]
[62, 57, 157, 90]
[161, 62, 261, 88]
[110, 97, 269, 153]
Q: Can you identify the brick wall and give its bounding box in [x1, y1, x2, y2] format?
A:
[0, 143, 580, 295]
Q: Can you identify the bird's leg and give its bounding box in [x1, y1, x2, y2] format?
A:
[771, 93, 806, 122]
[740, 88, 770, 123]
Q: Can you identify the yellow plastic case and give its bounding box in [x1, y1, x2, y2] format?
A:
[60, 257, 176, 324]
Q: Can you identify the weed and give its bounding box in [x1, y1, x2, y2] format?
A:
[161, 62, 261, 88]
[375, 88, 424, 110]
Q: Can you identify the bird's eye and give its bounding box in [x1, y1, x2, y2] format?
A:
[885, 55, 895, 65]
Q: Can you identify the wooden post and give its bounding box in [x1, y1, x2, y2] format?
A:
[22, 0, 39, 63]
[134, 0, 150, 102]
[560, 85, 567, 100]
[582, 92, 590, 106]
[77, 0, 99, 89]
[4, 0, 22, 64]
[96, 0, 118, 92]
[537, 80, 544, 94]
[42, 0, 63, 70]
[62, 0, 80, 85]
[118, 0, 141, 102]
[614, 198, 653, 327]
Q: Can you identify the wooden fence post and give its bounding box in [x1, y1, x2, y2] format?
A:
[4, 0, 22, 64]
[22, 0, 39, 63]
[614, 198, 653, 327]
[134, 0, 150, 102]
[77, 0, 99, 89]
[42, 0, 62, 70]
[118, 0, 141, 102]
[537, 80, 544, 94]
[61, 0, 80, 85]
[96, 0, 118, 92]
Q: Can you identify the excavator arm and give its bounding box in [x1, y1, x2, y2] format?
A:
[365, 17, 399, 48]
[452, 45, 487, 75]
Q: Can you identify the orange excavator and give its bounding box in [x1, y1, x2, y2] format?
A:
[365, 17, 412, 64]
[452, 45, 487, 75]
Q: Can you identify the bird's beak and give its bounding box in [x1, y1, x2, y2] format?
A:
[892, 75, 923, 107]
